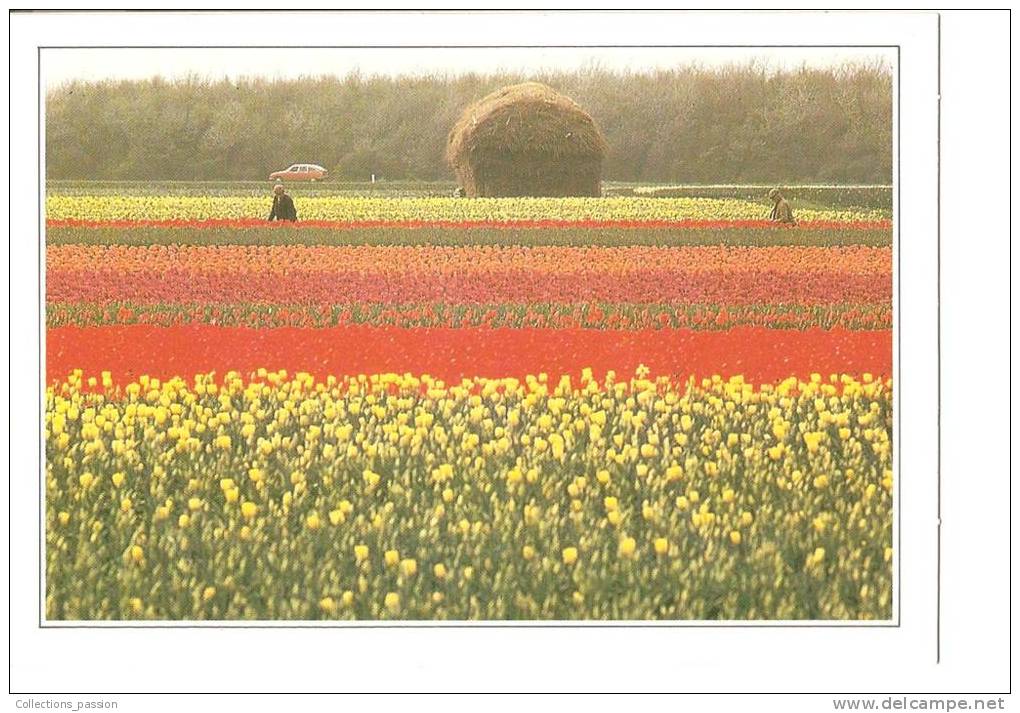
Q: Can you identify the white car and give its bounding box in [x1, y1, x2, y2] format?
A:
[269, 164, 328, 182]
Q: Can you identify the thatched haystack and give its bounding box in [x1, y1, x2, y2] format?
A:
[446, 82, 607, 197]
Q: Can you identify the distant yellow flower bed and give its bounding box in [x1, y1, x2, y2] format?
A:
[45, 194, 886, 224]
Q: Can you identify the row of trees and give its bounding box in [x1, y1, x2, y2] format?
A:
[46, 63, 892, 183]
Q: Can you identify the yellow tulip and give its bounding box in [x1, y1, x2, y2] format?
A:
[42, 366, 893, 620]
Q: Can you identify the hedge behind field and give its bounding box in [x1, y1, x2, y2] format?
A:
[46, 63, 892, 184]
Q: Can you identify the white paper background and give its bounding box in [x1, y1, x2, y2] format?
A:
[4, 8, 1011, 708]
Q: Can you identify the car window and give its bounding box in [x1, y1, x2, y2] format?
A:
[288, 165, 298, 171]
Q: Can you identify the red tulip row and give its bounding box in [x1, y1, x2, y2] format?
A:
[48, 268, 890, 305]
[46, 324, 893, 388]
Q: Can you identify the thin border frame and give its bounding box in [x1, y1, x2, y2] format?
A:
[34, 42, 903, 631]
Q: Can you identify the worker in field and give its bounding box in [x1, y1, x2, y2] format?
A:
[767, 187, 796, 224]
[268, 183, 298, 222]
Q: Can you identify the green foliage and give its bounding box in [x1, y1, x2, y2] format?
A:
[45, 180, 456, 198]
[608, 184, 892, 210]
[46, 301, 892, 331]
[46, 225, 893, 248]
[46, 64, 892, 184]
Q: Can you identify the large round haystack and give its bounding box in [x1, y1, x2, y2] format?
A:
[446, 82, 607, 197]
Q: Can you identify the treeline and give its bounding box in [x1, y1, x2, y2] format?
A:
[46, 64, 892, 183]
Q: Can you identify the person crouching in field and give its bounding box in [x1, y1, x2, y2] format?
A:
[768, 187, 796, 224]
[269, 184, 298, 222]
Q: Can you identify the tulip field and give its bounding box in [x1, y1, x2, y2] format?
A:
[44, 187, 894, 621]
